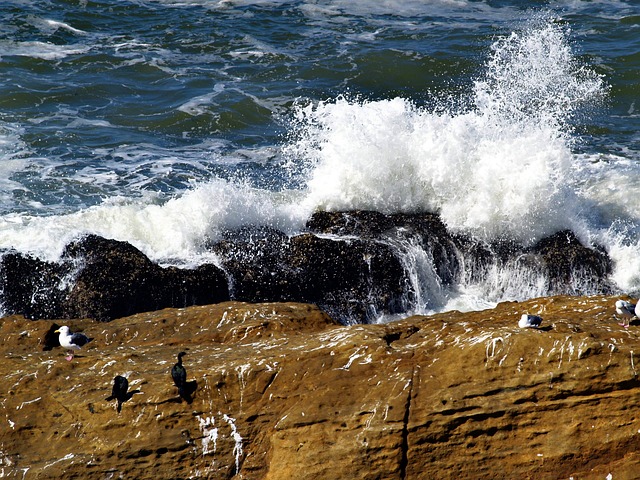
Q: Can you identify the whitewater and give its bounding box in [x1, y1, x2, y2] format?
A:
[0, 3, 638, 316]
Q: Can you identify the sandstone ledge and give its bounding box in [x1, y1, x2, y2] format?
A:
[1, 297, 640, 479]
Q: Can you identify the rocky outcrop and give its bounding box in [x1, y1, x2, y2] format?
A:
[214, 211, 613, 323]
[212, 227, 406, 322]
[0, 211, 614, 323]
[0, 251, 70, 319]
[1, 296, 640, 479]
[0, 235, 230, 322]
[61, 235, 229, 321]
[306, 210, 462, 287]
[528, 229, 612, 292]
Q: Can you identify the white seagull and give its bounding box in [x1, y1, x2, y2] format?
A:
[615, 299, 636, 328]
[54, 326, 93, 361]
[518, 314, 543, 329]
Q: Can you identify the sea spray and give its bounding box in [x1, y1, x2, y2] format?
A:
[474, 18, 607, 131]
[0, 9, 630, 319]
[0, 179, 309, 263]
[283, 16, 614, 316]
[290, 18, 607, 247]
[376, 233, 450, 320]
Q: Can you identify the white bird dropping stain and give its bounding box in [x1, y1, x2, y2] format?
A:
[197, 416, 218, 457]
[223, 414, 243, 475]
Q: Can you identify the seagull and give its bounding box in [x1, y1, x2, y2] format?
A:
[616, 299, 636, 328]
[105, 375, 140, 413]
[54, 326, 93, 361]
[171, 351, 193, 404]
[518, 314, 543, 329]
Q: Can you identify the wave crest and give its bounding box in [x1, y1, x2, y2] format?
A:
[288, 17, 608, 245]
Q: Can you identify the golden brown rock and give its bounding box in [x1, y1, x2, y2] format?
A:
[1, 297, 640, 479]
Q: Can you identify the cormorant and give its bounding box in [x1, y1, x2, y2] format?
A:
[171, 351, 193, 404]
[105, 375, 140, 413]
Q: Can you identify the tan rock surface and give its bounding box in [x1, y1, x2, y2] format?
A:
[1, 297, 640, 479]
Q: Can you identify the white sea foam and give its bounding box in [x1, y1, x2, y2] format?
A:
[288, 20, 607, 248]
[178, 84, 226, 116]
[0, 178, 309, 263]
[283, 17, 640, 307]
[0, 124, 30, 208]
[298, 0, 510, 22]
[0, 14, 637, 313]
[289, 96, 579, 245]
[0, 40, 89, 60]
[29, 17, 87, 36]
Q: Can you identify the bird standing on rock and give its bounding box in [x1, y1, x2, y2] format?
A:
[105, 375, 140, 413]
[106, 375, 129, 413]
[518, 314, 543, 329]
[171, 351, 192, 403]
[615, 299, 636, 328]
[54, 326, 93, 361]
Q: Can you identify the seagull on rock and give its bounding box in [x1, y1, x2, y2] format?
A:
[616, 299, 637, 328]
[54, 325, 93, 361]
[518, 314, 543, 329]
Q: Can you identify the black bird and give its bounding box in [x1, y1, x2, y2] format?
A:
[105, 375, 140, 413]
[171, 351, 194, 404]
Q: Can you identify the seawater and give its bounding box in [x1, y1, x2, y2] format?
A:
[0, 0, 638, 315]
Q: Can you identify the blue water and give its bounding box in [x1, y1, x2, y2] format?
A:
[0, 0, 639, 313]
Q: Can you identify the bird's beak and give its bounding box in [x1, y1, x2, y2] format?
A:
[54, 329, 60, 333]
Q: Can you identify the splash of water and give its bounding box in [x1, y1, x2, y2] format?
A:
[288, 17, 607, 246]
[474, 18, 606, 132]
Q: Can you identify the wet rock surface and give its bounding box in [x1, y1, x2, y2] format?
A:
[62, 235, 230, 322]
[1, 296, 640, 479]
[212, 228, 407, 322]
[0, 235, 230, 322]
[0, 211, 614, 323]
[211, 211, 614, 323]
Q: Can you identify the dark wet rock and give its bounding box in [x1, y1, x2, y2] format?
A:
[212, 211, 612, 324]
[0, 235, 229, 322]
[306, 210, 613, 302]
[306, 210, 396, 237]
[60, 235, 164, 321]
[213, 226, 299, 302]
[288, 233, 406, 321]
[0, 251, 70, 319]
[61, 235, 229, 322]
[0, 213, 615, 324]
[212, 227, 406, 323]
[527, 230, 613, 294]
[305, 210, 463, 301]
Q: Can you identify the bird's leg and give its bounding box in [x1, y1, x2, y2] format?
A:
[65, 350, 74, 361]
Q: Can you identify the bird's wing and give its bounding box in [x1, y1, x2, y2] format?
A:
[70, 333, 92, 346]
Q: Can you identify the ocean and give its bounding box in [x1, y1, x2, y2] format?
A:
[0, 0, 638, 319]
